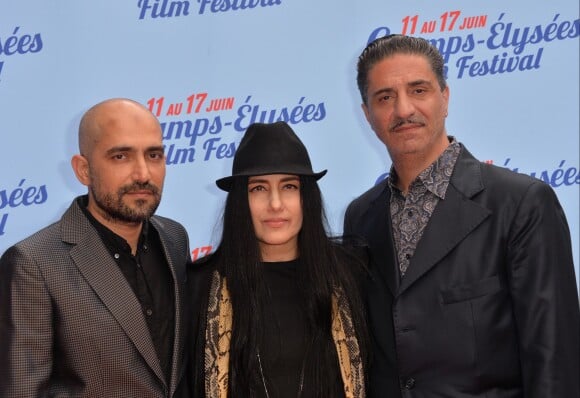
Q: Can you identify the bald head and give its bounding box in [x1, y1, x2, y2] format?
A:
[71, 97, 166, 232]
[78, 98, 160, 157]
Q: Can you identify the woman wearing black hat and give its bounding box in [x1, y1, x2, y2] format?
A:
[188, 121, 369, 398]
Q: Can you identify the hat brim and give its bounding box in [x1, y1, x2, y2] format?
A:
[215, 169, 327, 192]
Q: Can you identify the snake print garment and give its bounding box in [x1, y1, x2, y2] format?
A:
[332, 288, 366, 398]
[205, 271, 365, 398]
[204, 271, 231, 398]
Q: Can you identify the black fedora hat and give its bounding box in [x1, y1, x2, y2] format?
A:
[216, 121, 327, 191]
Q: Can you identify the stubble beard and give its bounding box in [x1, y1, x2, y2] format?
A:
[91, 182, 162, 224]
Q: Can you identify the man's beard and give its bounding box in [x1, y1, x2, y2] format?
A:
[91, 182, 162, 223]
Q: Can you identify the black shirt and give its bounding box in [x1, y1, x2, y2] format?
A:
[79, 196, 175, 383]
[256, 259, 345, 398]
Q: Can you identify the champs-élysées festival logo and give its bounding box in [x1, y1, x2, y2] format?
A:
[136, 0, 282, 19]
[366, 11, 578, 80]
[0, 26, 43, 82]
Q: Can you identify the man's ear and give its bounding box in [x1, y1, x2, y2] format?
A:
[71, 154, 90, 186]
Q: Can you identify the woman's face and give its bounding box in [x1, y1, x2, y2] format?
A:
[248, 174, 303, 262]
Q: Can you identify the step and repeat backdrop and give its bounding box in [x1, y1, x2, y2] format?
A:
[1, 1, 578, 286]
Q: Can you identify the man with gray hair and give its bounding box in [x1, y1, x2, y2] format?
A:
[345, 34, 579, 397]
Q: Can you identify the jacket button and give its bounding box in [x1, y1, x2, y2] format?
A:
[403, 377, 415, 390]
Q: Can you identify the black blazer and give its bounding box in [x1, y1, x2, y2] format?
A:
[344, 145, 580, 398]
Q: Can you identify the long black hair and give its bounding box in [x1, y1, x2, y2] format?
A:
[211, 175, 369, 397]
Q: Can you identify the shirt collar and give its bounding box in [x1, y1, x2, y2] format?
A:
[78, 195, 149, 255]
[388, 136, 461, 199]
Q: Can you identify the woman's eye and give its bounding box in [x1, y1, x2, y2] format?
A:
[249, 185, 265, 192]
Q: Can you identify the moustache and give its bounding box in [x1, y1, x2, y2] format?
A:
[119, 182, 160, 196]
[389, 118, 425, 132]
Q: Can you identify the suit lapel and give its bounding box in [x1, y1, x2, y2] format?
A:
[153, 218, 187, 396]
[398, 148, 491, 296]
[61, 200, 165, 385]
[364, 186, 400, 296]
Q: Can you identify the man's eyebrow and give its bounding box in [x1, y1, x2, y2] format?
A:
[104, 145, 165, 156]
[105, 146, 132, 155]
[408, 79, 434, 87]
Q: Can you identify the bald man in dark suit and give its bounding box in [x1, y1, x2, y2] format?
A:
[0, 98, 191, 397]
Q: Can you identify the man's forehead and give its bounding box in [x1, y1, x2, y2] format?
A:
[369, 57, 435, 83]
[91, 120, 162, 151]
[372, 53, 430, 71]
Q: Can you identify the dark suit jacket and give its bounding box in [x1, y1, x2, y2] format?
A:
[344, 145, 580, 398]
[0, 197, 190, 397]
